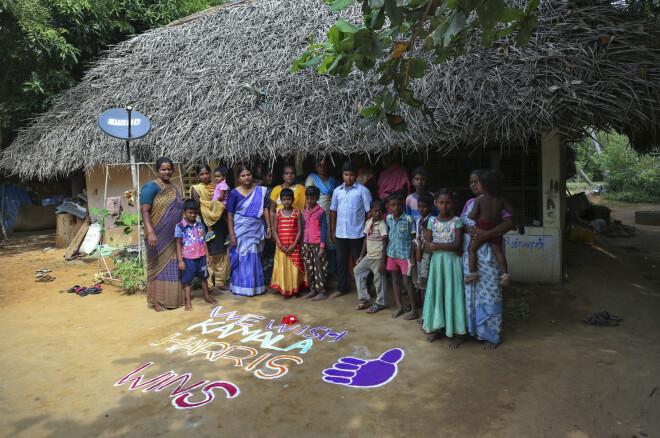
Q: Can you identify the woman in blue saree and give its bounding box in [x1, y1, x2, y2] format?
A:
[460, 169, 515, 349]
[227, 166, 271, 296]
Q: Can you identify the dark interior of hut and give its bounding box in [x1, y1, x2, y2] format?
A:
[181, 140, 544, 227]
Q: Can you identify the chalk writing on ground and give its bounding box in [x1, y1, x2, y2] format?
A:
[322, 348, 405, 388]
[117, 305, 352, 408]
[115, 362, 239, 409]
[151, 332, 304, 379]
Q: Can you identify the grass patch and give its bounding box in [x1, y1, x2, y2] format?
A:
[602, 191, 660, 204]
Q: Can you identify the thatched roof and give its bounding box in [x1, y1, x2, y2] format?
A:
[2, 0, 658, 179]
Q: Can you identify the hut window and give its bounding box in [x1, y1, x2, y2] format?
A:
[181, 168, 198, 196]
[423, 143, 542, 226]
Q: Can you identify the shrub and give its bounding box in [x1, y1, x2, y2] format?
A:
[571, 131, 660, 203]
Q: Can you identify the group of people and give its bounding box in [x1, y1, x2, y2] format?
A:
[140, 156, 515, 349]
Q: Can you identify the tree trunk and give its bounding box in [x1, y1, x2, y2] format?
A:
[579, 169, 594, 186]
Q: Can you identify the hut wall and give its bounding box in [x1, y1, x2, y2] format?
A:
[85, 164, 185, 247]
[504, 130, 563, 284]
[422, 135, 562, 284]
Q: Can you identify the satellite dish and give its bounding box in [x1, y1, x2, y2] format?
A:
[98, 108, 151, 140]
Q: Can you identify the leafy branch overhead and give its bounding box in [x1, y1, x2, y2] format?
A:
[291, 0, 540, 131]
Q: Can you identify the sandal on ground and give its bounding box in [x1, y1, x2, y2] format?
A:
[356, 298, 371, 310]
[85, 286, 102, 295]
[366, 303, 385, 314]
[67, 285, 81, 293]
[594, 310, 622, 321]
[465, 272, 478, 283]
[35, 275, 55, 282]
[582, 314, 618, 326]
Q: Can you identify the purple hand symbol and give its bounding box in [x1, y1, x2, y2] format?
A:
[322, 348, 404, 388]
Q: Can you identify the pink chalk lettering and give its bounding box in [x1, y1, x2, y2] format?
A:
[115, 362, 174, 391]
[150, 373, 206, 395]
[171, 381, 240, 409]
[117, 362, 240, 409]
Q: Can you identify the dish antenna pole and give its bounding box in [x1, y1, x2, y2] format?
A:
[98, 106, 152, 260]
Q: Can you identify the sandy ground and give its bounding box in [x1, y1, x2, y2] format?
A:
[1, 203, 659, 438]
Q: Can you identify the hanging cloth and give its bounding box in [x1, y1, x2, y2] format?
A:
[191, 183, 225, 227]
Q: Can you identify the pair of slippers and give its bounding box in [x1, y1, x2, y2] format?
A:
[35, 275, 55, 282]
[583, 311, 622, 326]
[356, 299, 385, 314]
[66, 285, 102, 296]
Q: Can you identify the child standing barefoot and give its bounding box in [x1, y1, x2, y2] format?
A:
[175, 200, 217, 311]
[422, 189, 466, 347]
[466, 170, 510, 286]
[406, 166, 439, 223]
[271, 188, 307, 296]
[412, 192, 435, 312]
[354, 200, 389, 314]
[385, 194, 418, 320]
[301, 186, 328, 300]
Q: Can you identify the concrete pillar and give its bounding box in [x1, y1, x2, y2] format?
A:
[540, 129, 563, 283]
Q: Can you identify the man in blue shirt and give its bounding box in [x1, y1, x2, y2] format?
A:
[321, 161, 372, 300]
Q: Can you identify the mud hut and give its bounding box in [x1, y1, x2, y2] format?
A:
[1, 0, 658, 282]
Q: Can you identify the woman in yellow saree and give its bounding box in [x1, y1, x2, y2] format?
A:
[190, 164, 226, 294]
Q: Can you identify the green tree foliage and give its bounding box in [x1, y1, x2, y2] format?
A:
[292, 0, 541, 131]
[0, 0, 224, 148]
[572, 131, 660, 203]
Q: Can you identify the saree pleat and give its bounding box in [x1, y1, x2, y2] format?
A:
[146, 183, 184, 309]
[229, 186, 266, 296]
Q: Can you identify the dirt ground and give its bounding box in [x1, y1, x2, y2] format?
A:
[1, 203, 659, 438]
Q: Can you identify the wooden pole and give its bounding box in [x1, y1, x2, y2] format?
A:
[1, 183, 8, 239]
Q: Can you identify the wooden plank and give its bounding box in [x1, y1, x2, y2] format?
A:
[55, 213, 87, 248]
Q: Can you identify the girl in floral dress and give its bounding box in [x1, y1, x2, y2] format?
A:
[422, 189, 467, 348]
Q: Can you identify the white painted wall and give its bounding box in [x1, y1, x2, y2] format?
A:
[85, 164, 185, 246]
[505, 130, 563, 284]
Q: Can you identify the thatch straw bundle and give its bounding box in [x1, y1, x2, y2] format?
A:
[2, 0, 658, 179]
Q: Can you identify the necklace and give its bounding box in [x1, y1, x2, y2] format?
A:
[238, 184, 254, 197]
[280, 208, 295, 218]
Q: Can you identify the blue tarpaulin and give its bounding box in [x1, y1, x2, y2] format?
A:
[1, 184, 32, 231]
